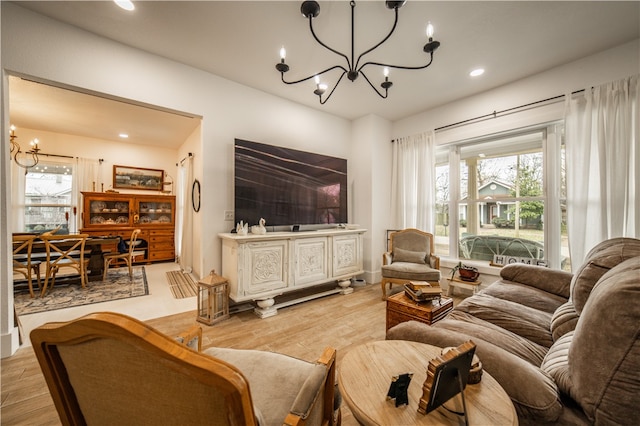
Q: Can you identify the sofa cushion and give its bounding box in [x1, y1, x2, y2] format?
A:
[481, 279, 567, 314]
[454, 293, 555, 348]
[381, 262, 441, 281]
[570, 237, 640, 314]
[569, 257, 640, 424]
[387, 321, 562, 422]
[541, 331, 574, 399]
[392, 247, 426, 264]
[550, 302, 579, 341]
[204, 347, 326, 425]
[436, 310, 548, 366]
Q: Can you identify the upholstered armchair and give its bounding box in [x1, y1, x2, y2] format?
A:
[31, 312, 340, 426]
[381, 228, 441, 300]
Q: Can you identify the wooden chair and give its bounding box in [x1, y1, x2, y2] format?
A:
[12, 234, 42, 298]
[102, 228, 145, 280]
[381, 228, 441, 300]
[31, 312, 341, 426]
[40, 234, 89, 297]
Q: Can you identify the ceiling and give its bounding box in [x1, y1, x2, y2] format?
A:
[8, 1, 640, 148]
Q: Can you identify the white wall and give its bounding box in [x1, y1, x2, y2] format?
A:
[351, 114, 392, 284]
[1, 3, 352, 356]
[393, 39, 640, 141]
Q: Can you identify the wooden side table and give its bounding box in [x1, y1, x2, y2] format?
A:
[386, 292, 453, 331]
[338, 341, 517, 426]
[446, 277, 481, 297]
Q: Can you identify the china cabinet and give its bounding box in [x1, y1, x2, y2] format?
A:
[80, 192, 176, 262]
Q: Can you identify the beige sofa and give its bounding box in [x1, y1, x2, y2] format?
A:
[387, 237, 640, 425]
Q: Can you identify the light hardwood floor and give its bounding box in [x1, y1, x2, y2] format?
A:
[2, 281, 462, 425]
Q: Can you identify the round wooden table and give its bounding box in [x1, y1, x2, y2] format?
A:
[338, 340, 518, 425]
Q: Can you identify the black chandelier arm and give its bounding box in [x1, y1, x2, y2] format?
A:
[354, 7, 400, 71]
[280, 64, 347, 85]
[357, 51, 434, 74]
[359, 70, 389, 99]
[308, 16, 352, 70]
[318, 71, 347, 104]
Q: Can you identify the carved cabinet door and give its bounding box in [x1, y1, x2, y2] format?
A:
[332, 234, 363, 277]
[293, 237, 329, 286]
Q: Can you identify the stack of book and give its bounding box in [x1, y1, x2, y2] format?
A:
[404, 281, 442, 303]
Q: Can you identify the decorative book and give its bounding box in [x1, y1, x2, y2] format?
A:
[404, 282, 442, 302]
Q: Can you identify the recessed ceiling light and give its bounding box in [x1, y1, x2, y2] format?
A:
[470, 68, 485, 77]
[114, 0, 135, 11]
[119, 133, 129, 139]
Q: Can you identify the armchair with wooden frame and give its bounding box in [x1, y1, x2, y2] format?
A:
[40, 234, 89, 297]
[380, 228, 441, 300]
[30, 312, 341, 426]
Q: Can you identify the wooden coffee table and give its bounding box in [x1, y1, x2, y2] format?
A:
[338, 340, 517, 425]
[386, 292, 454, 331]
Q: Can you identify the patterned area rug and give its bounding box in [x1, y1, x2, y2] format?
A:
[14, 267, 149, 316]
[166, 271, 198, 299]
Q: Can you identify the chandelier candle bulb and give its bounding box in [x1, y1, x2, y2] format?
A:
[280, 46, 286, 60]
[427, 21, 434, 38]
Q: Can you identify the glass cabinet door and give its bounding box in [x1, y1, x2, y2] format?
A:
[137, 199, 174, 225]
[88, 198, 132, 227]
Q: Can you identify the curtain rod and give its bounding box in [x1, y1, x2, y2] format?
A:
[178, 152, 193, 166]
[433, 89, 585, 133]
[38, 152, 74, 159]
[391, 88, 586, 142]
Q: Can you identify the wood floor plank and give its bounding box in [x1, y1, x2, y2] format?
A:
[2, 283, 460, 425]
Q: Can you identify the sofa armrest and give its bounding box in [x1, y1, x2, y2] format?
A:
[500, 264, 573, 298]
[382, 251, 392, 266]
[429, 254, 440, 270]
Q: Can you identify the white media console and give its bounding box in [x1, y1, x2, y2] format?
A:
[219, 228, 366, 318]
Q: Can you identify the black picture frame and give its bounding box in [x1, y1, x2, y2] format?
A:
[192, 179, 201, 212]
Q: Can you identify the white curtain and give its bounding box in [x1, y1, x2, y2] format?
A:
[177, 155, 193, 273]
[564, 75, 639, 267]
[391, 131, 436, 231]
[73, 157, 100, 233]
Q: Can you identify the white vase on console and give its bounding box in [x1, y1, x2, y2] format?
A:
[251, 218, 267, 235]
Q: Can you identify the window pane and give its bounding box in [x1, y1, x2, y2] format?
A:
[24, 162, 73, 233]
[434, 161, 450, 256]
[457, 133, 547, 264]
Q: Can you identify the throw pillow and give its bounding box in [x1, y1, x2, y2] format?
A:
[393, 247, 427, 264]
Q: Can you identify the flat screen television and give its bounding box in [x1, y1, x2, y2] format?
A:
[234, 139, 348, 228]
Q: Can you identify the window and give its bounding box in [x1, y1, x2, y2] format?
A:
[433, 125, 569, 270]
[22, 161, 74, 233]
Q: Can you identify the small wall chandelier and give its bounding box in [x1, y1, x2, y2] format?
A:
[9, 125, 41, 170]
[275, 0, 441, 104]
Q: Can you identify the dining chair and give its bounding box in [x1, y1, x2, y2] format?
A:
[12, 234, 42, 298]
[40, 234, 89, 297]
[103, 229, 145, 280]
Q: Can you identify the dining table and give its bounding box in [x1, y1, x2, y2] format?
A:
[14, 235, 121, 282]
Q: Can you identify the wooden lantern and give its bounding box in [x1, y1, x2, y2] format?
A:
[197, 270, 230, 326]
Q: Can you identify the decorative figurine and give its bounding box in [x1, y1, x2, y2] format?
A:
[387, 372, 413, 407]
[251, 218, 267, 235]
[236, 221, 248, 235]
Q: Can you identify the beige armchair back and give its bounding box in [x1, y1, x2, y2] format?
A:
[31, 312, 340, 426]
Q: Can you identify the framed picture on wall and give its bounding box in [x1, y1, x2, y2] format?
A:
[113, 165, 164, 191]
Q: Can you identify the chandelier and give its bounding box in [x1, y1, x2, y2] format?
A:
[275, 0, 441, 104]
[9, 125, 41, 170]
